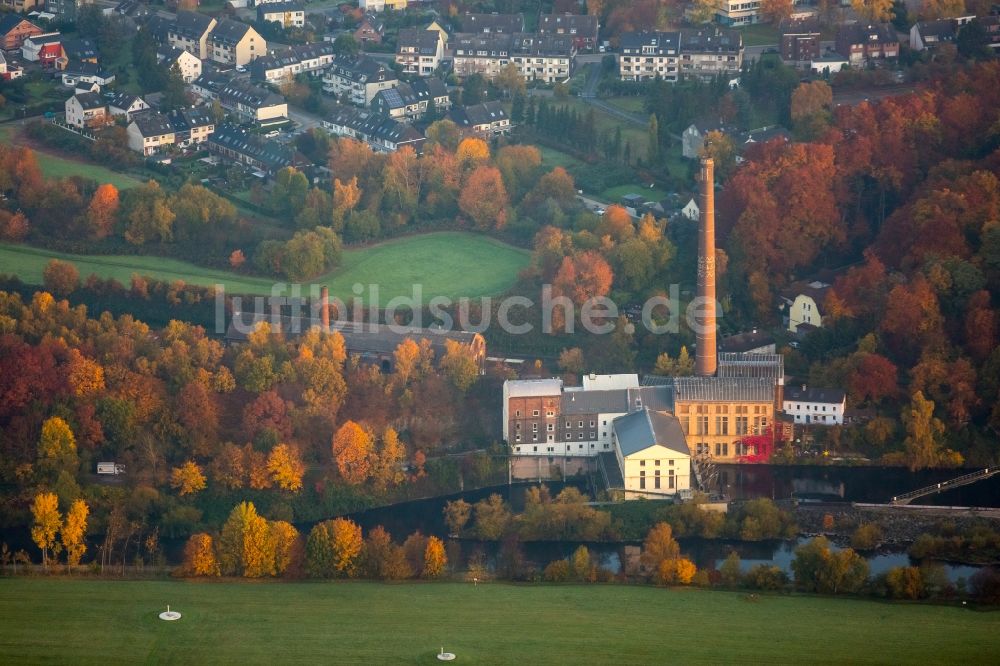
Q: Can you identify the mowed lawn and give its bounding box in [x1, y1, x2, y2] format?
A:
[0, 232, 529, 300]
[0, 124, 144, 190]
[1, 579, 998, 665]
[602, 184, 669, 202]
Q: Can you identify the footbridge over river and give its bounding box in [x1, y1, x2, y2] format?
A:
[890, 468, 999, 505]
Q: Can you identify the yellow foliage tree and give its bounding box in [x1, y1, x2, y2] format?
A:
[640, 522, 681, 572]
[330, 517, 364, 576]
[170, 460, 207, 496]
[332, 420, 373, 484]
[61, 499, 89, 569]
[392, 338, 421, 385]
[183, 533, 220, 576]
[422, 535, 447, 578]
[31, 492, 61, 569]
[919, 0, 965, 18]
[440, 339, 479, 392]
[37, 416, 78, 477]
[456, 137, 490, 166]
[270, 520, 302, 576]
[371, 427, 406, 493]
[245, 444, 271, 490]
[851, 0, 895, 21]
[219, 501, 275, 577]
[267, 443, 305, 492]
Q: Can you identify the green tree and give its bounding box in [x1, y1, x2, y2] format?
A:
[647, 114, 660, 165]
[122, 181, 175, 245]
[720, 551, 743, 587]
[473, 494, 511, 540]
[902, 391, 960, 471]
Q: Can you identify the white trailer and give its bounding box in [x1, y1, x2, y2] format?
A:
[97, 462, 125, 475]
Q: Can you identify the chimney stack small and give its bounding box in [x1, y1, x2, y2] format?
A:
[320, 286, 330, 332]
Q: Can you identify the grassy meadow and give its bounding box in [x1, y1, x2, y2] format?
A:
[0, 232, 530, 300]
[0, 578, 997, 664]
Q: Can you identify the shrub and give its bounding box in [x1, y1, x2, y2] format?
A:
[543, 558, 571, 582]
[885, 566, 925, 600]
[851, 523, 883, 550]
[744, 564, 788, 591]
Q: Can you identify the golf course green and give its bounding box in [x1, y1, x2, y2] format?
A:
[0, 579, 996, 664]
[0, 232, 530, 301]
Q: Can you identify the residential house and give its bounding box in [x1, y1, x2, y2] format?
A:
[395, 28, 444, 76]
[783, 386, 846, 426]
[1, 0, 42, 12]
[779, 280, 830, 333]
[677, 27, 743, 81]
[718, 330, 777, 355]
[673, 376, 776, 460]
[218, 80, 287, 123]
[461, 12, 524, 34]
[190, 70, 231, 100]
[208, 19, 265, 66]
[61, 37, 98, 63]
[114, 0, 150, 20]
[167, 106, 215, 148]
[835, 22, 899, 66]
[107, 90, 149, 119]
[145, 15, 174, 46]
[679, 197, 699, 221]
[424, 19, 449, 50]
[0, 15, 43, 51]
[451, 33, 511, 79]
[511, 33, 574, 83]
[45, 0, 92, 21]
[358, 0, 407, 10]
[779, 17, 821, 62]
[448, 101, 510, 137]
[60, 62, 115, 87]
[21, 32, 62, 66]
[538, 13, 599, 51]
[618, 31, 680, 82]
[612, 409, 691, 499]
[251, 42, 334, 84]
[127, 110, 176, 155]
[810, 52, 849, 75]
[716, 0, 803, 26]
[64, 90, 107, 128]
[354, 13, 384, 44]
[321, 54, 398, 106]
[208, 123, 298, 174]
[169, 11, 216, 60]
[371, 78, 449, 121]
[158, 46, 202, 83]
[321, 103, 425, 153]
[909, 16, 975, 51]
[257, 2, 305, 29]
[0, 52, 24, 80]
[681, 119, 724, 159]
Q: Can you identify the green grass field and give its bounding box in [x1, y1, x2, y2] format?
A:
[0, 579, 996, 664]
[0, 125, 145, 190]
[605, 96, 647, 114]
[0, 232, 530, 300]
[537, 145, 583, 170]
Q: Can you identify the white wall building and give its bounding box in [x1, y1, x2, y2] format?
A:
[613, 409, 692, 499]
[783, 386, 846, 425]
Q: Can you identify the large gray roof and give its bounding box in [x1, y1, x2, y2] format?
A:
[717, 352, 784, 380]
[784, 386, 846, 404]
[613, 409, 689, 457]
[673, 377, 775, 403]
[562, 389, 628, 414]
[461, 13, 524, 34]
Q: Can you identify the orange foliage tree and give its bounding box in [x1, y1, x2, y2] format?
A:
[332, 420, 373, 484]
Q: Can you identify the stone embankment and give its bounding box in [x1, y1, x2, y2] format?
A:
[796, 503, 1000, 545]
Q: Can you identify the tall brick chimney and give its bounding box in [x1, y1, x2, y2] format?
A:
[320, 286, 330, 332]
[695, 157, 717, 377]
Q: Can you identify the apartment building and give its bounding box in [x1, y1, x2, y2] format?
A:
[395, 28, 444, 76]
[208, 19, 265, 66]
[168, 10, 216, 60]
[251, 42, 335, 84]
[322, 54, 398, 106]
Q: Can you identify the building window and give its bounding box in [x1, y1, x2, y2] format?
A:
[654, 470, 661, 489]
[532, 423, 538, 432]
[716, 416, 729, 436]
[565, 433, 571, 440]
[655, 460, 661, 466]
[639, 470, 646, 489]
[532, 410, 539, 417]
[669, 470, 675, 489]
[640, 460, 645, 467]
[547, 423, 554, 432]
[565, 421, 571, 428]
[697, 416, 709, 435]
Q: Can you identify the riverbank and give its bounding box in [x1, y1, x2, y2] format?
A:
[796, 504, 1000, 547]
[1, 578, 996, 664]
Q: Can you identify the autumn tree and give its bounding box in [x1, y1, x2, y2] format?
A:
[423, 536, 447, 578]
[791, 80, 833, 139]
[361, 525, 411, 580]
[902, 391, 962, 471]
[371, 427, 406, 492]
[847, 353, 898, 405]
[640, 522, 682, 573]
[182, 533, 220, 576]
[852, 0, 894, 20]
[61, 498, 88, 569]
[550, 251, 614, 332]
[700, 131, 737, 180]
[42, 259, 79, 296]
[67, 348, 105, 398]
[306, 518, 363, 578]
[212, 443, 246, 490]
[219, 501, 275, 578]
[270, 520, 303, 577]
[332, 420, 373, 484]
[175, 380, 219, 456]
[170, 460, 207, 496]
[456, 137, 490, 167]
[229, 249, 246, 269]
[38, 416, 78, 478]
[653, 347, 694, 377]
[392, 338, 421, 385]
[332, 176, 362, 229]
[85, 183, 119, 239]
[473, 494, 511, 540]
[558, 347, 586, 375]
[267, 443, 305, 492]
[443, 499, 472, 535]
[31, 492, 61, 570]
[919, 0, 965, 19]
[425, 119, 462, 151]
[122, 180, 175, 245]
[458, 166, 508, 230]
[760, 0, 795, 22]
[440, 339, 479, 392]
[0, 210, 30, 241]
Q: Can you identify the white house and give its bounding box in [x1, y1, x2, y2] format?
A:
[107, 91, 149, 120]
[257, 2, 305, 29]
[127, 110, 176, 155]
[64, 90, 107, 128]
[783, 386, 846, 425]
[60, 62, 115, 87]
[158, 46, 202, 83]
[612, 409, 692, 499]
[680, 197, 699, 221]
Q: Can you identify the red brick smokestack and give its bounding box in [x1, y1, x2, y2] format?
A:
[320, 286, 330, 331]
[696, 157, 717, 377]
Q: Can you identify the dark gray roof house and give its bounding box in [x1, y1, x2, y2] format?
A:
[461, 13, 525, 34]
[172, 10, 215, 41]
[613, 408, 689, 457]
[396, 27, 441, 54]
[210, 18, 254, 47]
[784, 386, 846, 405]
